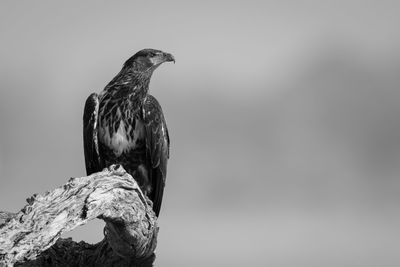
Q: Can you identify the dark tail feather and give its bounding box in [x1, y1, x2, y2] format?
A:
[151, 168, 165, 217]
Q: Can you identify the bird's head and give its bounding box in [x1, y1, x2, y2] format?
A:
[123, 49, 175, 73]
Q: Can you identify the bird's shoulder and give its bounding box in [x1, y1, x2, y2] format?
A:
[142, 95, 165, 120]
[142, 94, 170, 160]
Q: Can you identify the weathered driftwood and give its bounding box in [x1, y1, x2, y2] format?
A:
[0, 165, 158, 267]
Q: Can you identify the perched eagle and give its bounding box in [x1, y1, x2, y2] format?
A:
[83, 49, 174, 216]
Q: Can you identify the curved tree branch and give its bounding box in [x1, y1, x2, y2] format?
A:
[0, 165, 158, 266]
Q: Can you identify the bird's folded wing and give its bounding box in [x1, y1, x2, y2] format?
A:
[83, 93, 102, 175]
[142, 95, 170, 216]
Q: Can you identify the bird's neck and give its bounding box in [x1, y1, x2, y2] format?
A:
[129, 71, 151, 101]
[104, 68, 153, 102]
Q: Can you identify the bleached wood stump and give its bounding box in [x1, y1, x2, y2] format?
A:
[0, 165, 158, 267]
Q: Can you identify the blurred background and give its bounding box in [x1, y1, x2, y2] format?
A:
[1, 1, 400, 266]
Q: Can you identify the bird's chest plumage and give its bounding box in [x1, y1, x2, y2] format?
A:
[98, 96, 145, 157]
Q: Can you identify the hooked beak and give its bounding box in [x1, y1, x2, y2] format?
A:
[149, 51, 176, 67]
[163, 52, 175, 64]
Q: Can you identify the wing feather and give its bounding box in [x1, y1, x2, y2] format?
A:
[142, 95, 169, 216]
[83, 93, 101, 175]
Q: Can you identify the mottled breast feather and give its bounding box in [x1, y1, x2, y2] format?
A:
[98, 106, 144, 157]
[97, 81, 146, 157]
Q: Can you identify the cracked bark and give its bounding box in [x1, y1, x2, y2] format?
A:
[0, 165, 158, 267]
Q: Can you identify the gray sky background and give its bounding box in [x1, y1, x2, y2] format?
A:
[1, 1, 400, 266]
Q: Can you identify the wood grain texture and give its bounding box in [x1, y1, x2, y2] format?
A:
[0, 165, 158, 267]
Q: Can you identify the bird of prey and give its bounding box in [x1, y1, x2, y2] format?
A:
[83, 49, 174, 216]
